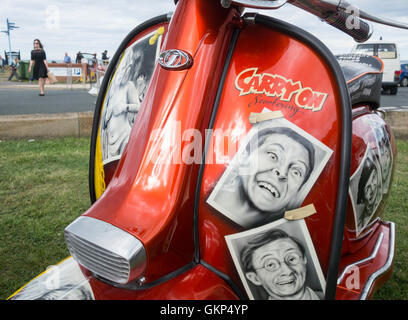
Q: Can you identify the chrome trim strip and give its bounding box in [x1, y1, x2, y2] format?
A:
[375, 109, 386, 120]
[351, 217, 381, 241]
[166, 12, 173, 22]
[345, 217, 382, 243]
[230, 0, 287, 9]
[360, 222, 395, 300]
[337, 232, 384, 285]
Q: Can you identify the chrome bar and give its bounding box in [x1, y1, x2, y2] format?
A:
[337, 232, 384, 285]
[360, 222, 395, 300]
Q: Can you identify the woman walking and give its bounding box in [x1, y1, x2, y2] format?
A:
[28, 39, 49, 96]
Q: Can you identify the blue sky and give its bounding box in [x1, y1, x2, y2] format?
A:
[1, 0, 408, 62]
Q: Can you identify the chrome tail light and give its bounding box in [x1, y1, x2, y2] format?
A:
[65, 216, 146, 284]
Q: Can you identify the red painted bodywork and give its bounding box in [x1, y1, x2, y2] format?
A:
[80, 0, 395, 299]
[198, 23, 343, 291]
[336, 106, 396, 299]
[85, 0, 240, 282]
[81, 265, 239, 300]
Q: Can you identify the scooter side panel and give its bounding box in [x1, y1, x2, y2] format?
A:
[84, 0, 239, 283]
[199, 23, 344, 299]
[92, 22, 170, 200]
[334, 107, 396, 299]
[345, 109, 396, 243]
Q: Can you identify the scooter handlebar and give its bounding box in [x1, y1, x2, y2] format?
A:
[324, 9, 373, 43]
[288, 0, 408, 42]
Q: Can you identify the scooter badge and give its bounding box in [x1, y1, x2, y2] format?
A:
[158, 49, 193, 70]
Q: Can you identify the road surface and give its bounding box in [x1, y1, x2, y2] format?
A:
[0, 82, 407, 116]
[0, 83, 97, 115]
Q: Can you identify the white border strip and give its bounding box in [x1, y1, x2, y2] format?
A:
[337, 232, 384, 285]
[360, 222, 395, 300]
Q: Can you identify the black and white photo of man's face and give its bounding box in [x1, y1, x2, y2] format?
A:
[377, 128, 392, 190]
[364, 118, 393, 194]
[362, 166, 380, 210]
[207, 113, 333, 229]
[350, 145, 383, 234]
[356, 152, 382, 225]
[245, 237, 308, 299]
[380, 143, 392, 184]
[240, 132, 311, 213]
[226, 219, 326, 300]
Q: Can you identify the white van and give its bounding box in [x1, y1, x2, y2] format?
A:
[352, 40, 400, 95]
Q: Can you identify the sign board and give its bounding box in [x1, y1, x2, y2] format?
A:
[48, 67, 82, 77]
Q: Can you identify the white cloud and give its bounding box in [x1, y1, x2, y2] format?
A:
[1, 0, 407, 62]
[262, 0, 408, 58]
[0, 0, 175, 61]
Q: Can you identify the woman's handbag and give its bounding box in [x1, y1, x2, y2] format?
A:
[47, 71, 57, 84]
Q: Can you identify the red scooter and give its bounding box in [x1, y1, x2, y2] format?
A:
[10, 0, 407, 300]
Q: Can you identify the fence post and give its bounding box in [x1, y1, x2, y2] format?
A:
[66, 62, 73, 90]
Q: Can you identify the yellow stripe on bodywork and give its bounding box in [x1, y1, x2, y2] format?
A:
[149, 27, 165, 45]
[93, 53, 126, 200]
[94, 128, 106, 199]
[94, 25, 164, 200]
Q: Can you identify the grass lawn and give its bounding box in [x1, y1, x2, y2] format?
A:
[372, 139, 408, 299]
[0, 137, 407, 300]
[0, 137, 91, 300]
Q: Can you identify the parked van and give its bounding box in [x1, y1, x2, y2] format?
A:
[352, 40, 400, 95]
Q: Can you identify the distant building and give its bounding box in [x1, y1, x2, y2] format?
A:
[4, 50, 20, 65]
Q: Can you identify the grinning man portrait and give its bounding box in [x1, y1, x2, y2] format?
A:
[356, 149, 382, 230]
[225, 219, 325, 300]
[349, 143, 383, 235]
[374, 124, 393, 194]
[207, 115, 333, 229]
[241, 229, 321, 300]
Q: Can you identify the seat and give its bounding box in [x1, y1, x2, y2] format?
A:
[336, 54, 383, 108]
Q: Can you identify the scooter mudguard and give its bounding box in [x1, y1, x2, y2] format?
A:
[11, 0, 395, 300]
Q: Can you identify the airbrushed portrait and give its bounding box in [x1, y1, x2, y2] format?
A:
[349, 144, 383, 235]
[367, 118, 393, 194]
[207, 113, 333, 228]
[100, 30, 162, 164]
[225, 219, 325, 300]
[9, 257, 94, 300]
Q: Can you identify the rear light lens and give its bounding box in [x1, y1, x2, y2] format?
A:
[65, 216, 146, 284]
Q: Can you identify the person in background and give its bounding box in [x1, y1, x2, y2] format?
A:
[102, 50, 109, 61]
[76, 51, 83, 64]
[8, 58, 21, 81]
[0, 54, 4, 71]
[28, 39, 49, 96]
[92, 53, 98, 68]
[64, 52, 71, 64]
